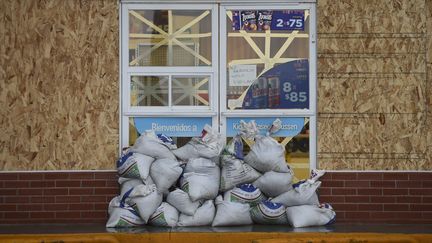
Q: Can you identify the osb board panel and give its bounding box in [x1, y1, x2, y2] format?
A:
[0, 0, 119, 170]
[318, 75, 426, 114]
[318, 55, 426, 74]
[318, 114, 426, 155]
[318, 157, 422, 171]
[318, 36, 425, 55]
[317, 0, 426, 34]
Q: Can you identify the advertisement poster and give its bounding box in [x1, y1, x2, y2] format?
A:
[232, 10, 304, 31]
[133, 117, 212, 137]
[226, 117, 304, 137]
[242, 60, 309, 109]
[229, 64, 257, 86]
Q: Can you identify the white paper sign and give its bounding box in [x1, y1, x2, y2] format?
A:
[229, 65, 257, 86]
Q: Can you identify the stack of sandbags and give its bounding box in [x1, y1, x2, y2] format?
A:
[214, 120, 335, 227]
[107, 130, 182, 227]
[107, 120, 336, 228]
[107, 125, 224, 228]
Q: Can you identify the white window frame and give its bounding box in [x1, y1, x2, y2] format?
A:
[120, 3, 219, 151]
[120, 1, 317, 169]
[219, 3, 317, 169]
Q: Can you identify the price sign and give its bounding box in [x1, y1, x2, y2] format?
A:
[271, 11, 305, 31]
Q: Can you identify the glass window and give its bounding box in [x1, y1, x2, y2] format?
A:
[131, 75, 169, 106]
[129, 10, 212, 66]
[130, 75, 211, 107]
[172, 76, 210, 106]
[226, 9, 310, 110]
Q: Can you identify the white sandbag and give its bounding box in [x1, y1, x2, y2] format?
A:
[286, 203, 336, 228]
[106, 196, 144, 228]
[250, 200, 288, 225]
[271, 180, 321, 207]
[172, 125, 224, 161]
[148, 202, 179, 227]
[212, 195, 253, 227]
[118, 177, 144, 198]
[310, 169, 326, 182]
[253, 170, 293, 197]
[244, 135, 289, 173]
[177, 200, 215, 226]
[240, 119, 288, 173]
[116, 152, 155, 180]
[220, 155, 261, 191]
[130, 130, 177, 160]
[166, 189, 201, 216]
[180, 158, 220, 201]
[150, 158, 183, 194]
[180, 172, 220, 201]
[184, 157, 218, 174]
[124, 184, 163, 223]
[223, 184, 265, 205]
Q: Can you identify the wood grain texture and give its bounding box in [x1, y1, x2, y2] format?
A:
[0, 0, 431, 171]
[0, 0, 119, 170]
[317, 0, 431, 170]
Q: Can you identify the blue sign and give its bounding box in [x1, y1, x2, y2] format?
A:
[133, 117, 212, 137]
[226, 117, 304, 137]
[271, 11, 305, 31]
[232, 10, 305, 31]
[242, 60, 309, 109]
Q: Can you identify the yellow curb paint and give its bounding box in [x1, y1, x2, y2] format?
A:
[0, 232, 431, 243]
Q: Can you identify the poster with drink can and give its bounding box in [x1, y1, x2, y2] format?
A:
[242, 60, 309, 109]
[232, 10, 305, 31]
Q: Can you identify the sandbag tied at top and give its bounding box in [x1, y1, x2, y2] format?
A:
[180, 158, 220, 201]
[123, 184, 163, 224]
[253, 169, 293, 197]
[166, 188, 202, 216]
[150, 158, 183, 194]
[244, 135, 289, 173]
[106, 196, 145, 228]
[116, 152, 155, 180]
[271, 179, 321, 207]
[250, 200, 288, 225]
[242, 119, 290, 173]
[220, 136, 261, 192]
[286, 203, 336, 228]
[172, 125, 224, 162]
[130, 130, 177, 160]
[212, 195, 253, 227]
[148, 202, 179, 227]
[177, 200, 215, 227]
[224, 184, 266, 205]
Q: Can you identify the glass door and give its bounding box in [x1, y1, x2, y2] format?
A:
[219, 4, 317, 181]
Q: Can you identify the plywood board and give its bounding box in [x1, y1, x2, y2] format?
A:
[0, 0, 119, 170]
[318, 114, 426, 154]
[318, 75, 426, 114]
[318, 55, 426, 74]
[318, 37, 425, 55]
[318, 0, 426, 34]
[318, 157, 422, 171]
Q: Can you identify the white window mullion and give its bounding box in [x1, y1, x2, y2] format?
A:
[168, 75, 172, 107]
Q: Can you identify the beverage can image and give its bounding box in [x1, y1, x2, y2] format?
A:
[268, 76, 280, 108]
[257, 76, 268, 108]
